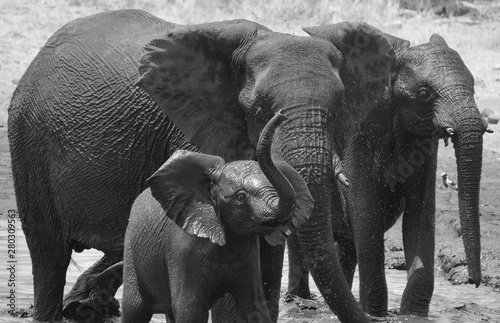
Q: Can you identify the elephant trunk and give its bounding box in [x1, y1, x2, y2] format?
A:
[257, 110, 296, 223]
[452, 121, 483, 287]
[273, 105, 370, 323]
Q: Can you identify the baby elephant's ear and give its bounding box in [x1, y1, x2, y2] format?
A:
[264, 161, 314, 246]
[147, 150, 227, 246]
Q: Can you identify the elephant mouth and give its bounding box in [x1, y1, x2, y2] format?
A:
[262, 219, 282, 228]
[250, 216, 285, 236]
[437, 127, 457, 146]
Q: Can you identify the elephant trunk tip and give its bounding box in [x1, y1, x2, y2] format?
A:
[469, 274, 481, 288]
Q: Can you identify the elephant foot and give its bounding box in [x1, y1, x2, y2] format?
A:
[63, 260, 123, 322]
[287, 281, 312, 300]
[63, 295, 120, 323]
[366, 310, 400, 322]
[368, 310, 428, 323]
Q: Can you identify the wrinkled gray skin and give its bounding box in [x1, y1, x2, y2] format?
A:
[286, 27, 489, 318]
[122, 114, 313, 322]
[8, 9, 395, 323]
[8, 10, 195, 323]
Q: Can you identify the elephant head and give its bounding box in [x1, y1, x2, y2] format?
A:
[136, 19, 395, 322]
[147, 112, 313, 246]
[305, 27, 487, 290]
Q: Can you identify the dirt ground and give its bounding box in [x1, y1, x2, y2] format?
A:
[0, 0, 499, 322]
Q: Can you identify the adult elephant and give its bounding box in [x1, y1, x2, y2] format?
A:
[8, 10, 394, 323]
[8, 10, 196, 323]
[286, 25, 490, 318]
[135, 19, 396, 323]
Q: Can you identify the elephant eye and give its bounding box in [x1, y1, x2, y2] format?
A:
[235, 191, 248, 203]
[417, 87, 431, 100]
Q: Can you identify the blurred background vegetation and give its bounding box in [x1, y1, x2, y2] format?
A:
[0, 0, 499, 124]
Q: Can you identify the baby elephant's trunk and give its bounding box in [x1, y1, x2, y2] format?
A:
[256, 110, 296, 225]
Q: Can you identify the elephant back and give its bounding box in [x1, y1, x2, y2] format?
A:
[45, 9, 176, 63]
[7, 10, 194, 233]
[8, 9, 190, 166]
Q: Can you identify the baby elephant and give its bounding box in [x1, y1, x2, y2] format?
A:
[122, 113, 313, 322]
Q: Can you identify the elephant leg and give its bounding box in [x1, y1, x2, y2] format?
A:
[63, 254, 123, 322]
[355, 219, 387, 317]
[400, 171, 436, 316]
[17, 186, 72, 322]
[122, 305, 152, 323]
[122, 261, 152, 323]
[335, 235, 357, 289]
[28, 242, 71, 322]
[287, 232, 311, 298]
[260, 237, 285, 321]
[211, 295, 237, 322]
[211, 238, 283, 322]
[28, 233, 72, 322]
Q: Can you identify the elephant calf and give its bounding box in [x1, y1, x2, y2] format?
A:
[122, 114, 313, 322]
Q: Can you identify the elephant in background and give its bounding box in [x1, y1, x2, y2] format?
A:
[8, 9, 395, 323]
[286, 26, 489, 318]
[123, 113, 313, 322]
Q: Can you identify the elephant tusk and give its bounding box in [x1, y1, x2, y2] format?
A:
[445, 127, 455, 136]
[486, 128, 494, 133]
[336, 172, 350, 186]
[332, 156, 349, 186]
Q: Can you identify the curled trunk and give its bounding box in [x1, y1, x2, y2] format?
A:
[453, 127, 483, 286]
[257, 110, 296, 223]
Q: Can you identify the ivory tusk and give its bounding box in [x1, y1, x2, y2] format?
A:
[337, 173, 350, 186]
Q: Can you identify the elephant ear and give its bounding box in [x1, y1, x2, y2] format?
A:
[147, 149, 227, 246]
[264, 161, 314, 246]
[383, 33, 411, 57]
[136, 20, 271, 161]
[303, 22, 396, 134]
[429, 34, 448, 47]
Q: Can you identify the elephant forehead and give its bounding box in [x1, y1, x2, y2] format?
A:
[243, 173, 270, 191]
[405, 45, 474, 85]
[244, 35, 342, 107]
[249, 34, 341, 65]
[220, 162, 265, 187]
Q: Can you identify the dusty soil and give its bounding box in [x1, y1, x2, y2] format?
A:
[0, 0, 499, 322]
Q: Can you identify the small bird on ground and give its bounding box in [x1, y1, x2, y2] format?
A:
[441, 172, 458, 191]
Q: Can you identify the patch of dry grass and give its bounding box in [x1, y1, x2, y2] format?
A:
[60, 0, 401, 32]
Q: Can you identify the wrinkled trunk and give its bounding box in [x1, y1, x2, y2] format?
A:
[453, 126, 483, 286]
[273, 106, 370, 323]
[257, 111, 296, 223]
